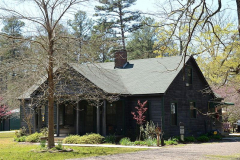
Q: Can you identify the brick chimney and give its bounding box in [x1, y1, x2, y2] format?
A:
[114, 50, 127, 68]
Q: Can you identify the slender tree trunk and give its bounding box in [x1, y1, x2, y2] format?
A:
[118, 3, 125, 50]
[47, 35, 55, 149]
[236, 0, 240, 36]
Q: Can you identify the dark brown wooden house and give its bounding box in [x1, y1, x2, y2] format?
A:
[19, 51, 225, 138]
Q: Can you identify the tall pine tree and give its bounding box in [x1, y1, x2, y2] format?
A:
[95, 0, 141, 50]
[68, 10, 93, 61]
[126, 17, 157, 60]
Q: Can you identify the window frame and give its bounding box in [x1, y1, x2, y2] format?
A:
[170, 102, 178, 125]
[187, 67, 193, 85]
[190, 101, 197, 118]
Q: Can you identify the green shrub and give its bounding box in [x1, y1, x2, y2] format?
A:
[141, 121, 156, 140]
[25, 132, 42, 142]
[15, 127, 27, 138]
[119, 137, 133, 145]
[104, 134, 116, 144]
[197, 135, 209, 142]
[211, 134, 222, 140]
[40, 127, 48, 137]
[14, 136, 26, 142]
[185, 136, 196, 142]
[134, 141, 147, 146]
[165, 138, 178, 145]
[63, 133, 104, 144]
[63, 135, 81, 144]
[78, 133, 104, 144]
[145, 138, 157, 146]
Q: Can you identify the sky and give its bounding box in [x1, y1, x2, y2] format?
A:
[0, 0, 238, 32]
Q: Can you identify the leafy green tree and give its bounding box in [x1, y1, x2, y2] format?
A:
[68, 10, 93, 61]
[95, 0, 141, 50]
[153, 22, 191, 57]
[196, 23, 239, 85]
[88, 18, 118, 62]
[126, 17, 157, 60]
[1, 16, 25, 59]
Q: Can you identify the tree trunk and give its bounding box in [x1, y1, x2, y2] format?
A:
[47, 36, 55, 149]
[118, 3, 125, 50]
[236, 0, 240, 37]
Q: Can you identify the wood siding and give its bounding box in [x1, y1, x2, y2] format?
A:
[163, 58, 214, 137]
[125, 96, 163, 139]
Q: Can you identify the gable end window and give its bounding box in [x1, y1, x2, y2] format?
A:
[187, 68, 193, 85]
[190, 102, 197, 118]
[171, 103, 177, 125]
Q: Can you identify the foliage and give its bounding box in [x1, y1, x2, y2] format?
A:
[79, 133, 104, 144]
[40, 139, 46, 149]
[197, 135, 209, 142]
[141, 121, 156, 140]
[68, 10, 93, 62]
[56, 141, 63, 150]
[119, 137, 134, 146]
[89, 17, 118, 62]
[94, 0, 141, 49]
[0, 98, 11, 119]
[211, 134, 222, 140]
[211, 85, 240, 123]
[15, 126, 27, 138]
[134, 141, 147, 146]
[25, 132, 42, 143]
[0, 132, 145, 160]
[40, 127, 48, 137]
[63, 133, 104, 144]
[145, 138, 157, 146]
[68, 10, 93, 40]
[126, 17, 157, 60]
[131, 100, 148, 125]
[2, 16, 25, 36]
[63, 135, 81, 144]
[104, 134, 116, 144]
[153, 24, 183, 57]
[184, 136, 196, 142]
[164, 138, 178, 145]
[14, 136, 26, 142]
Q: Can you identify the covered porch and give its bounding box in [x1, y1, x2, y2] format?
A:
[35, 99, 125, 137]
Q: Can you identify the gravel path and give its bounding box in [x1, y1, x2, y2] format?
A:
[69, 139, 240, 160]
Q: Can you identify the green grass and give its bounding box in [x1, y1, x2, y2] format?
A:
[0, 132, 146, 160]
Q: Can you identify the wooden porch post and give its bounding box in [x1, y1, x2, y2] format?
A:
[56, 103, 60, 137]
[38, 108, 41, 132]
[97, 105, 100, 134]
[76, 101, 79, 135]
[102, 100, 106, 136]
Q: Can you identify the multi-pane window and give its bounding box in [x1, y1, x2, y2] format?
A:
[171, 103, 177, 125]
[190, 102, 197, 118]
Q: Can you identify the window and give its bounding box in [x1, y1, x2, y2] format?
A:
[190, 102, 197, 118]
[187, 68, 193, 85]
[171, 103, 177, 125]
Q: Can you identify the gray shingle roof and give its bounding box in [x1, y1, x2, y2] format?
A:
[20, 56, 190, 99]
[71, 56, 189, 94]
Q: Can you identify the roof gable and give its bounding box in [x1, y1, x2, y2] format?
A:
[20, 56, 199, 99]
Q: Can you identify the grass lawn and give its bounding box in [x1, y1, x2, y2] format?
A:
[0, 132, 146, 160]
